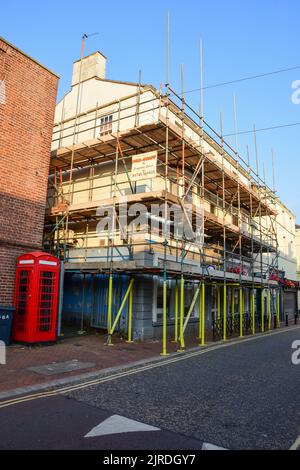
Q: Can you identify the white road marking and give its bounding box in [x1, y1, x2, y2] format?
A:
[202, 442, 227, 450]
[84, 414, 160, 438]
[289, 435, 300, 450]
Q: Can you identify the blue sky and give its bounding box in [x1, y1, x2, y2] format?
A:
[2, 0, 299, 221]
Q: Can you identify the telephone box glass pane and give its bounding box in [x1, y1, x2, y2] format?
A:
[15, 270, 31, 332]
[37, 271, 56, 332]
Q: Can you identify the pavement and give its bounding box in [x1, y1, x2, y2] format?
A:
[0, 331, 203, 397]
[0, 325, 300, 450]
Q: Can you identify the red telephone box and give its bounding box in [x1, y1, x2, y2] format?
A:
[13, 252, 60, 343]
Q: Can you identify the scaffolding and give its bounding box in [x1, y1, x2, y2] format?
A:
[44, 77, 281, 352]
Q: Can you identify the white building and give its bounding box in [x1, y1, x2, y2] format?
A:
[275, 201, 297, 279]
[295, 225, 300, 308]
[45, 51, 298, 341]
[272, 200, 298, 316]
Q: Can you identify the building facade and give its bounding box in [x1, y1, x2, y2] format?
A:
[271, 201, 298, 317]
[275, 201, 297, 279]
[45, 51, 291, 346]
[295, 225, 300, 310]
[0, 37, 58, 308]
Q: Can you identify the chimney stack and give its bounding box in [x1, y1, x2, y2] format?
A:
[71, 51, 107, 86]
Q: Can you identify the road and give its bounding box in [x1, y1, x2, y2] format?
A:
[0, 327, 300, 450]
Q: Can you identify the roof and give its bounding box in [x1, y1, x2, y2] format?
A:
[72, 50, 151, 88]
[95, 77, 152, 88]
[18, 251, 59, 261]
[0, 36, 59, 78]
[56, 79, 153, 109]
[73, 50, 107, 63]
[69, 76, 150, 89]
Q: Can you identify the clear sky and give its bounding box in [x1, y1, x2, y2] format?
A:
[1, 0, 299, 221]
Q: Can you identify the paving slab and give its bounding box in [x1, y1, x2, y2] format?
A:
[28, 360, 96, 376]
[0, 332, 205, 395]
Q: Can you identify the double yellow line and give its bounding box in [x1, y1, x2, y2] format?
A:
[0, 347, 218, 409]
[0, 326, 299, 410]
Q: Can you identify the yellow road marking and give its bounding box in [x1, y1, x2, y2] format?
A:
[0, 326, 299, 410]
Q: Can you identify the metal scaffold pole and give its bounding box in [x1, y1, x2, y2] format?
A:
[276, 290, 280, 328]
[198, 284, 202, 340]
[108, 278, 135, 345]
[161, 274, 168, 356]
[177, 45, 188, 353]
[179, 275, 185, 350]
[223, 283, 227, 341]
[107, 273, 113, 345]
[126, 278, 134, 343]
[251, 288, 255, 335]
[200, 281, 205, 346]
[239, 286, 244, 338]
[220, 112, 227, 342]
[232, 287, 235, 330]
[217, 286, 221, 322]
[267, 288, 272, 330]
[161, 11, 170, 357]
[107, 101, 121, 346]
[172, 280, 179, 343]
[261, 288, 265, 333]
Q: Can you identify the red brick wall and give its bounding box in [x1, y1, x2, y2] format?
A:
[0, 38, 58, 305]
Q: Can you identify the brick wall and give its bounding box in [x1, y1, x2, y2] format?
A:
[0, 38, 58, 305]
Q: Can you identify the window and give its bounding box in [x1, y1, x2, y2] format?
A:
[156, 279, 171, 320]
[153, 278, 198, 323]
[153, 278, 172, 322]
[100, 114, 113, 136]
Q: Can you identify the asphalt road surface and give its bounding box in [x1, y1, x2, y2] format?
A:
[0, 327, 300, 450]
